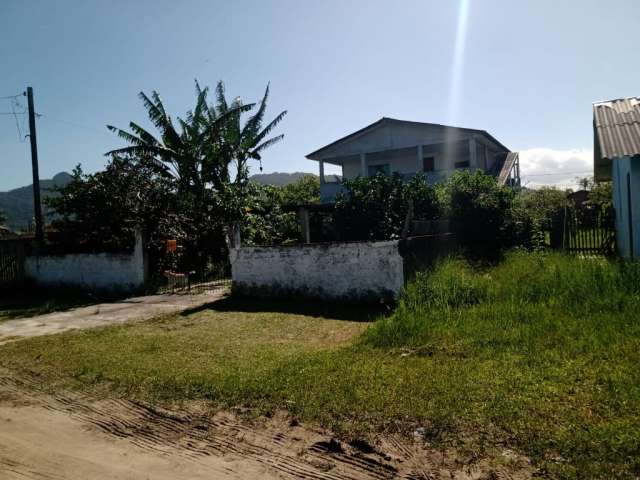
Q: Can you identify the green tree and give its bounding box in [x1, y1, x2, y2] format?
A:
[45, 156, 181, 273]
[104, 81, 287, 270]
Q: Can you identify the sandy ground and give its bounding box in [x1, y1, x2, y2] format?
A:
[0, 369, 536, 480]
[0, 291, 225, 345]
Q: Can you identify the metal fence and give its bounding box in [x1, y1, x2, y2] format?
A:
[562, 207, 616, 256]
[0, 240, 26, 288]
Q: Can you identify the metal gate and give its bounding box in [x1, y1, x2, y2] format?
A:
[0, 240, 26, 288]
[156, 238, 231, 295]
[562, 205, 616, 256]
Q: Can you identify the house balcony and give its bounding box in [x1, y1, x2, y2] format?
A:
[319, 171, 450, 203]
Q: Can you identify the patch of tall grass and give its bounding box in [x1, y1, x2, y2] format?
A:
[364, 251, 640, 349]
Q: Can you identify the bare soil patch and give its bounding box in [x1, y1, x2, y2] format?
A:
[0, 370, 535, 480]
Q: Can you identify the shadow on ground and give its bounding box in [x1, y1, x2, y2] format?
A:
[0, 286, 130, 321]
[180, 295, 391, 322]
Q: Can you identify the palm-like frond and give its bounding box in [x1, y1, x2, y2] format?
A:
[247, 110, 287, 150]
[252, 134, 284, 157]
[241, 83, 269, 143]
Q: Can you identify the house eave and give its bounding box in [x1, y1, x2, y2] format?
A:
[305, 117, 510, 161]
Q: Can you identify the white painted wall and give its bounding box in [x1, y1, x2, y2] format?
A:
[230, 240, 404, 301]
[24, 231, 146, 291]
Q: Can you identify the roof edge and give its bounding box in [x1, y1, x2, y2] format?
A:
[306, 117, 510, 160]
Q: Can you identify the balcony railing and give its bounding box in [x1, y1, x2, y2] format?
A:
[319, 171, 451, 203]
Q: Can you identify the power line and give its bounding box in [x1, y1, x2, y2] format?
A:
[36, 112, 113, 137]
[0, 93, 23, 100]
[522, 171, 592, 177]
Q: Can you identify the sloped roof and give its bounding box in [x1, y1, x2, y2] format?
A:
[593, 97, 640, 160]
[306, 117, 510, 159]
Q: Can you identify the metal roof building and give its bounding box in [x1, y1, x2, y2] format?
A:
[593, 96, 640, 258]
[593, 97, 640, 181]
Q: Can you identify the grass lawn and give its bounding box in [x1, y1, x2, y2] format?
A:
[0, 252, 638, 478]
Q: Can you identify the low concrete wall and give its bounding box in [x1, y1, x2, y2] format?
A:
[230, 240, 404, 301]
[24, 232, 146, 291]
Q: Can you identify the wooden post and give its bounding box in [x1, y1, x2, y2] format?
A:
[26, 87, 44, 246]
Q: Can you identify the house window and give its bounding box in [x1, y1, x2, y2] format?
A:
[455, 160, 470, 169]
[368, 164, 390, 177]
[423, 156, 435, 172]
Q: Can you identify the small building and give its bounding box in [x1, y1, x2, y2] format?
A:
[306, 117, 520, 203]
[593, 97, 640, 258]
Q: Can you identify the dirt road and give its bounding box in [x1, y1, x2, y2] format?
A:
[0, 291, 224, 345]
[0, 371, 534, 479]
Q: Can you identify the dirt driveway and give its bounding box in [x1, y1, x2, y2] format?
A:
[0, 370, 534, 480]
[0, 291, 224, 345]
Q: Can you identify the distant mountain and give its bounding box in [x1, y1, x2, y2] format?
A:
[249, 172, 317, 186]
[0, 172, 72, 231]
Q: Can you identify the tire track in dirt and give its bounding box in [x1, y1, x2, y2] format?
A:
[0, 371, 535, 479]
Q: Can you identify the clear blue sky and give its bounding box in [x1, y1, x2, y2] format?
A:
[1, 0, 639, 190]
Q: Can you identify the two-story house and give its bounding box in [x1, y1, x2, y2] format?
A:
[306, 117, 520, 203]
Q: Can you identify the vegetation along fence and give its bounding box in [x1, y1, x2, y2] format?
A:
[0, 240, 26, 287]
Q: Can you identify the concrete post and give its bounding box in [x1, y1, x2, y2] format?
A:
[298, 207, 311, 244]
[360, 153, 367, 177]
[469, 137, 477, 169]
[133, 227, 148, 286]
[417, 145, 423, 173]
[319, 160, 325, 185]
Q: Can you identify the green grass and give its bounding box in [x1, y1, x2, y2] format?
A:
[1, 252, 639, 478]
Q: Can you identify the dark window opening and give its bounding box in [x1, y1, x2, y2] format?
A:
[455, 160, 470, 169]
[367, 164, 390, 177]
[423, 156, 435, 172]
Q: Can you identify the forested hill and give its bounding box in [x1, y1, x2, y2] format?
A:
[249, 172, 317, 186]
[0, 172, 72, 230]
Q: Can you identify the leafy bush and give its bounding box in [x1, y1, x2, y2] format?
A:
[241, 176, 320, 245]
[333, 173, 440, 241]
[443, 170, 515, 254]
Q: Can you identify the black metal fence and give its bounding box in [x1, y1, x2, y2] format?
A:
[561, 206, 616, 256]
[0, 240, 26, 288]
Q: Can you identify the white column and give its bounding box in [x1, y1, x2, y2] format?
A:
[319, 160, 325, 185]
[417, 145, 423, 172]
[469, 137, 477, 169]
[360, 153, 367, 177]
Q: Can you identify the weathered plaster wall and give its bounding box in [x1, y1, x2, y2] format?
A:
[24, 232, 146, 291]
[230, 240, 404, 301]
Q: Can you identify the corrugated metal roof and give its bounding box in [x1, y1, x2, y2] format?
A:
[593, 97, 640, 160]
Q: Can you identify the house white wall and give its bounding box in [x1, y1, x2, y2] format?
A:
[230, 240, 404, 301]
[24, 231, 147, 291]
[612, 156, 640, 258]
[317, 122, 504, 182]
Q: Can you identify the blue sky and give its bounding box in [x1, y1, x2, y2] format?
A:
[1, 0, 639, 190]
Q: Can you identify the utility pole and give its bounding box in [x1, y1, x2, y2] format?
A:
[26, 86, 44, 245]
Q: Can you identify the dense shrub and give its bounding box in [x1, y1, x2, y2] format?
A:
[442, 170, 515, 255]
[333, 173, 440, 241]
[241, 176, 320, 245]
